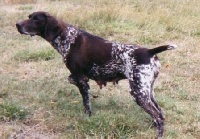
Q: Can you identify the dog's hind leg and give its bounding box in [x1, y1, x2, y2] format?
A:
[150, 80, 165, 119]
[68, 74, 92, 116]
[150, 56, 164, 115]
[129, 67, 165, 139]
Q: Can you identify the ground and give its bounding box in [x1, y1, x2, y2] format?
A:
[0, 0, 200, 138]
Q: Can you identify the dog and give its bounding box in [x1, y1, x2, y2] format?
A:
[16, 11, 177, 138]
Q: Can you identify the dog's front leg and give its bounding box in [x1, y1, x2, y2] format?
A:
[77, 79, 91, 116]
[68, 74, 92, 116]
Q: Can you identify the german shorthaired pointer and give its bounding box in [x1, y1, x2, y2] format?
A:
[16, 11, 177, 138]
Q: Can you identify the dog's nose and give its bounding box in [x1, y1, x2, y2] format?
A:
[16, 22, 24, 34]
[16, 23, 21, 29]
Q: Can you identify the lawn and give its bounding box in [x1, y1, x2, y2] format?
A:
[0, 0, 200, 138]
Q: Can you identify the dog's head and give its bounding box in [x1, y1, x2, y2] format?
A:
[16, 11, 65, 41]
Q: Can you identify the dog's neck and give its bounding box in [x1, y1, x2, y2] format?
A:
[51, 26, 79, 62]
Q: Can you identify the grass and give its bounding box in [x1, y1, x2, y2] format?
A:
[0, 0, 200, 138]
[0, 101, 28, 121]
[14, 48, 56, 62]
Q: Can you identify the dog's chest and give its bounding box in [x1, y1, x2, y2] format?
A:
[52, 26, 79, 62]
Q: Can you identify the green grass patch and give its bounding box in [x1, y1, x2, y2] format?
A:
[14, 48, 56, 62]
[0, 102, 28, 121]
[77, 114, 133, 138]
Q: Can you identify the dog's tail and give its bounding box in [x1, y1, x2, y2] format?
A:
[148, 44, 177, 56]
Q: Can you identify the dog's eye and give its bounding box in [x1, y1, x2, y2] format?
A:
[32, 17, 39, 21]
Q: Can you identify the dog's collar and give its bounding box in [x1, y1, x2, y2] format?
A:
[52, 26, 79, 61]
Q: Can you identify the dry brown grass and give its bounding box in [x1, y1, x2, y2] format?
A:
[3, 0, 36, 4]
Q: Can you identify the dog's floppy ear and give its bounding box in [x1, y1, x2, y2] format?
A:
[45, 15, 62, 42]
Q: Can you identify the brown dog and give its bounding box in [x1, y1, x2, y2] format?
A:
[16, 11, 177, 138]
